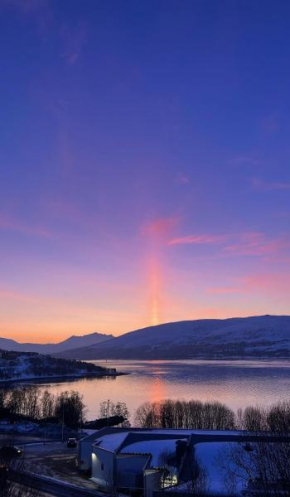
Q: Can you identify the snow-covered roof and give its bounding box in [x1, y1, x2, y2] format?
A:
[144, 429, 244, 436]
[120, 439, 183, 467]
[94, 432, 129, 452]
[90, 428, 245, 451]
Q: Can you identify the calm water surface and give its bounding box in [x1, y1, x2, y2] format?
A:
[36, 360, 290, 422]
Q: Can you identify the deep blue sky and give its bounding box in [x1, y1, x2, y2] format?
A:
[1, 0, 290, 341]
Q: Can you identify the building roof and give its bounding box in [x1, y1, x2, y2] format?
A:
[94, 432, 129, 452]
[120, 438, 187, 467]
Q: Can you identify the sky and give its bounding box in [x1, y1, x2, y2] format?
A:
[1, 0, 290, 343]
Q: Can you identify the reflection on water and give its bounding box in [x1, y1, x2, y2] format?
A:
[35, 360, 290, 422]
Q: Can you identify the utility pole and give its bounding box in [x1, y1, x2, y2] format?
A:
[61, 402, 65, 443]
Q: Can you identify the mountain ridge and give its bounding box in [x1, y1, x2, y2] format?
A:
[0, 332, 114, 355]
[54, 315, 290, 360]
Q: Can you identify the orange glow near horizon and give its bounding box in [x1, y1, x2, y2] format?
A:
[2, 2, 290, 348]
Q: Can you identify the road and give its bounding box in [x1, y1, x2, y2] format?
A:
[19, 441, 100, 490]
[9, 469, 104, 497]
[4, 440, 102, 495]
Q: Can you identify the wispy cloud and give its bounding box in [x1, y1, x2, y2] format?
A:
[207, 271, 290, 297]
[168, 234, 226, 246]
[242, 272, 290, 294]
[232, 156, 260, 167]
[168, 230, 290, 258]
[0, 288, 39, 303]
[223, 232, 289, 257]
[175, 174, 189, 186]
[0, 215, 52, 239]
[251, 178, 290, 191]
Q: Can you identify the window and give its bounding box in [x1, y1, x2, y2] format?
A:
[101, 463, 104, 471]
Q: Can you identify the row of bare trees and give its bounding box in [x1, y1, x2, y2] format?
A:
[237, 401, 290, 432]
[1, 386, 290, 433]
[0, 387, 85, 428]
[135, 399, 235, 430]
[134, 399, 290, 432]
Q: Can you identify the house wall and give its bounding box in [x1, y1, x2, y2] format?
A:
[78, 440, 94, 472]
[144, 469, 161, 497]
[117, 454, 149, 490]
[91, 446, 115, 488]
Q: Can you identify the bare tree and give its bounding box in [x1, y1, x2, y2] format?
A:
[99, 400, 131, 427]
[134, 401, 160, 428]
[267, 401, 290, 433]
[41, 390, 55, 419]
[219, 438, 290, 496]
[183, 455, 209, 495]
[242, 405, 268, 431]
[54, 390, 86, 428]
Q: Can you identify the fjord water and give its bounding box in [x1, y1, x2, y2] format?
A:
[39, 360, 290, 422]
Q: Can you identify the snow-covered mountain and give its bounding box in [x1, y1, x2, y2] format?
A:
[55, 315, 290, 360]
[0, 332, 114, 355]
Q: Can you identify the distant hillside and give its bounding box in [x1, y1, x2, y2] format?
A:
[0, 332, 114, 355]
[0, 349, 118, 383]
[55, 315, 290, 360]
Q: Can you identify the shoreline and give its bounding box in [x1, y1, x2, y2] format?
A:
[89, 356, 290, 362]
[0, 370, 127, 386]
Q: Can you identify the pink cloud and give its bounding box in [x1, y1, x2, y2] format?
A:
[168, 230, 290, 259]
[242, 273, 290, 294]
[207, 272, 290, 298]
[168, 234, 226, 246]
[223, 232, 290, 257]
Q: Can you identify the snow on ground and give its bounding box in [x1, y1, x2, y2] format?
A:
[194, 442, 248, 495]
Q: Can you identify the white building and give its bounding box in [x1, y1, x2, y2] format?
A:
[79, 428, 191, 496]
[78, 427, 290, 496]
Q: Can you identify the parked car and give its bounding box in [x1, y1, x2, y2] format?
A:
[67, 438, 77, 448]
[0, 445, 23, 459]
